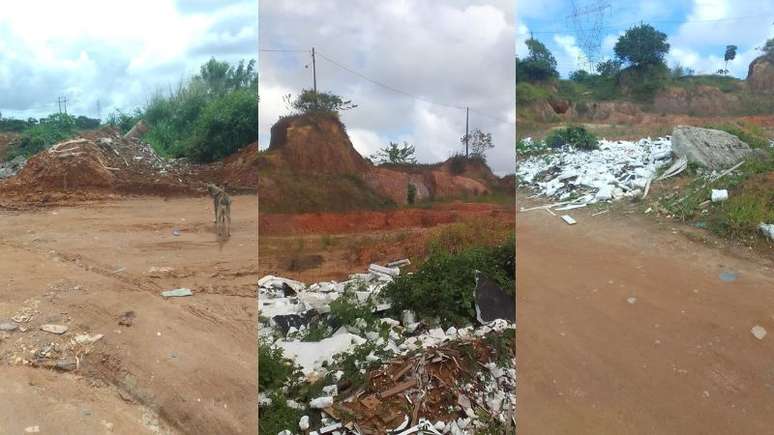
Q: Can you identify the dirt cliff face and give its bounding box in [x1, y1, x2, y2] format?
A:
[653, 85, 741, 115]
[262, 114, 501, 210]
[747, 56, 774, 93]
[268, 114, 370, 175]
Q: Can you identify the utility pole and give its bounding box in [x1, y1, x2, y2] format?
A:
[97, 99, 101, 121]
[57, 97, 62, 114]
[311, 47, 317, 94]
[465, 107, 469, 158]
[62, 97, 68, 115]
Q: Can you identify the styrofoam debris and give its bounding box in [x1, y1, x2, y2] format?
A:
[758, 223, 774, 241]
[561, 215, 576, 225]
[517, 137, 673, 204]
[711, 189, 728, 202]
[369, 264, 400, 277]
[309, 396, 334, 409]
[161, 288, 192, 298]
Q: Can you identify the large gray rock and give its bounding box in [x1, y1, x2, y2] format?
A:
[671, 126, 752, 169]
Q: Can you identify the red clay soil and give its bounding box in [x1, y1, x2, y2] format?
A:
[259, 202, 513, 236]
[220, 141, 258, 189]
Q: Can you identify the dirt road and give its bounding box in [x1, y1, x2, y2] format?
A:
[517, 203, 774, 434]
[0, 196, 257, 434]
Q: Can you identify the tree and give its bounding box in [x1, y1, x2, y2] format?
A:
[614, 24, 670, 68]
[596, 59, 622, 78]
[460, 128, 493, 159]
[723, 45, 738, 74]
[370, 141, 416, 165]
[517, 38, 559, 82]
[761, 38, 774, 58]
[569, 70, 592, 82]
[284, 89, 357, 115]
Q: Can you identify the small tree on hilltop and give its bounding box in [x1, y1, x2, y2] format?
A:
[723, 45, 738, 74]
[461, 128, 493, 159]
[761, 38, 774, 59]
[371, 141, 416, 165]
[517, 38, 559, 82]
[284, 89, 357, 115]
[614, 24, 670, 68]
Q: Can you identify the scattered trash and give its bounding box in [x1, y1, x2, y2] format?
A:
[310, 396, 334, 409]
[710, 189, 728, 202]
[591, 209, 609, 217]
[626, 297, 637, 304]
[656, 155, 687, 181]
[118, 311, 136, 327]
[474, 272, 515, 324]
[751, 325, 767, 340]
[171, 229, 181, 237]
[24, 426, 40, 433]
[561, 215, 577, 225]
[161, 288, 192, 298]
[299, 415, 310, 431]
[40, 324, 68, 335]
[74, 333, 104, 345]
[759, 223, 774, 241]
[517, 137, 672, 204]
[719, 272, 737, 282]
[386, 259, 411, 268]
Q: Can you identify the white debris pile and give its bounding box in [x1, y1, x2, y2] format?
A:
[258, 260, 516, 435]
[516, 137, 673, 203]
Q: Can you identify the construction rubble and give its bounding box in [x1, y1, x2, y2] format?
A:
[516, 137, 674, 208]
[259, 261, 516, 435]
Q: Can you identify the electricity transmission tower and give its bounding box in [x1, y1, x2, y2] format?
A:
[567, 0, 611, 72]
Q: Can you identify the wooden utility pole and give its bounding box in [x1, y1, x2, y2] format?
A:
[465, 107, 469, 158]
[311, 47, 318, 109]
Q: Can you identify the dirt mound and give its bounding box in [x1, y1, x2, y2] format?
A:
[747, 56, 774, 93]
[268, 114, 370, 174]
[260, 114, 504, 210]
[0, 127, 258, 203]
[654, 85, 741, 115]
[221, 141, 258, 189]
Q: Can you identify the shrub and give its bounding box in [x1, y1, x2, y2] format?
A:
[258, 343, 299, 391]
[259, 391, 303, 435]
[187, 89, 258, 162]
[8, 113, 77, 159]
[544, 126, 598, 150]
[516, 82, 548, 105]
[407, 183, 417, 204]
[382, 237, 515, 328]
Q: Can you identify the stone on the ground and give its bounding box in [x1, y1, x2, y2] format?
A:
[74, 333, 103, 344]
[299, 415, 310, 431]
[751, 325, 767, 340]
[759, 223, 774, 241]
[56, 358, 78, 371]
[0, 321, 18, 332]
[309, 396, 334, 409]
[671, 126, 752, 169]
[40, 324, 68, 334]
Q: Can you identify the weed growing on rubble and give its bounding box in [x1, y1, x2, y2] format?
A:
[384, 237, 515, 328]
[259, 390, 303, 435]
[259, 342, 301, 391]
[545, 126, 599, 150]
[329, 285, 377, 329]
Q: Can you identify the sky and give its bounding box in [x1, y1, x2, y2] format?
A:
[259, 0, 516, 175]
[0, 0, 257, 120]
[517, 0, 774, 79]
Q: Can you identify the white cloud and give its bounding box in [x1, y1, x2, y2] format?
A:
[260, 0, 515, 175]
[0, 0, 256, 118]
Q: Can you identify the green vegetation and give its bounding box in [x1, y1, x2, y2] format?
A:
[5, 113, 79, 160]
[258, 390, 303, 435]
[544, 126, 598, 150]
[707, 121, 770, 149]
[370, 141, 416, 165]
[329, 284, 377, 329]
[383, 236, 514, 328]
[283, 89, 357, 115]
[461, 128, 495, 159]
[407, 183, 417, 204]
[142, 58, 257, 162]
[614, 24, 670, 68]
[516, 37, 559, 82]
[258, 342, 299, 391]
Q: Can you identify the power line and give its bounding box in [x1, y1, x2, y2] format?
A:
[526, 13, 774, 35]
[315, 50, 514, 125]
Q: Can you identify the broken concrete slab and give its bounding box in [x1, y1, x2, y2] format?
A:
[474, 272, 515, 324]
[671, 126, 752, 169]
[0, 321, 19, 332]
[161, 288, 192, 298]
[368, 264, 400, 277]
[40, 324, 68, 335]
